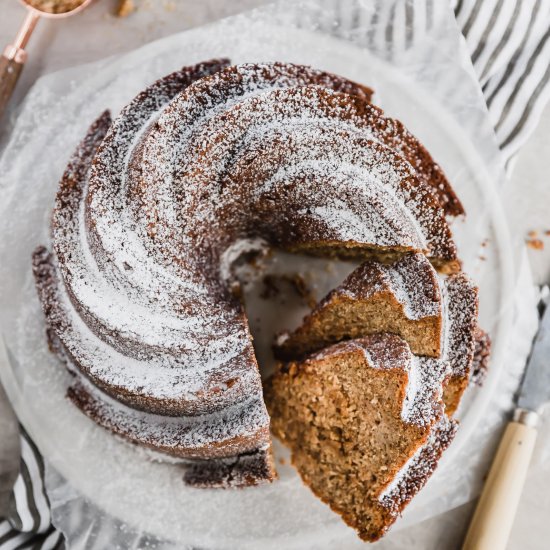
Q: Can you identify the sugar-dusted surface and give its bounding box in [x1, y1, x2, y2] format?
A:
[44, 60, 460, 424]
[443, 274, 479, 379]
[379, 416, 458, 519]
[327, 252, 441, 321]
[135, 78, 458, 268]
[68, 372, 270, 460]
[34, 59, 459, 480]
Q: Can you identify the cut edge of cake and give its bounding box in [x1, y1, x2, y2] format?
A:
[265, 333, 453, 541]
[274, 253, 443, 360]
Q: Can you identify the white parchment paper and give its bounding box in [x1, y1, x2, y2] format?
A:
[0, 1, 544, 548]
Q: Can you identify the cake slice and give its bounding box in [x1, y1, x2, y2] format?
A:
[377, 415, 457, 528]
[275, 256, 479, 415]
[275, 253, 443, 360]
[265, 333, 452, 542]
[470, 327, 491, 386]
[440, 274, 479, 415]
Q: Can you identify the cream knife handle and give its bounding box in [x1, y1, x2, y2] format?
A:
[463, 410, 538, 550]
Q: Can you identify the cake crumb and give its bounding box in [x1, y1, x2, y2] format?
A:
[117, 0, 135, 17]
[528, 230, 538, 238]
[290, 274, 317, 309]
[260, 274, 316, 308]
[260, 275, 280, 299]
[526, 238, 544, 250]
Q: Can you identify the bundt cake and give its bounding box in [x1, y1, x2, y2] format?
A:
[265, 334, 456, 542]
[31, 58, 487, 539]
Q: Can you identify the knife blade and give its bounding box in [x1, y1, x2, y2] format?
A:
[517, 287, 550, 414]
[462, 287, 549, 550]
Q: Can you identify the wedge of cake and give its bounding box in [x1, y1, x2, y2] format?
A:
[275, 253, 443, 359]
[266, 333, 455, 542]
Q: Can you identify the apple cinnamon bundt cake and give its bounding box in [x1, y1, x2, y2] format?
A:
[32, 59, 488, 540]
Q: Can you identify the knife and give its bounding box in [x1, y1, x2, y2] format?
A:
[463, 288, 550, 550]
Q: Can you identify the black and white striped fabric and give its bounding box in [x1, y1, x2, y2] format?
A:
[455, 0, 550, 160]
[0, 429, 64, 549]
[1, 1, 549, 548]
[312, 0, 550, 162]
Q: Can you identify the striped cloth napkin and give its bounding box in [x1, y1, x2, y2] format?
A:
[1, 0, 549, 548]
[454, 0, 550, 160]
[0, 430, 63, 549]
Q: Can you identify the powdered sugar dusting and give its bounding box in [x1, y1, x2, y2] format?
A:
[69, 368, 269, 456]
[378, 415, 457, 508]
[33, 60, 460, 468]
[339, 252, 441, 321]
[441, 274, 478, 379]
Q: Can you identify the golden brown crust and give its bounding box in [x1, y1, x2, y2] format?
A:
[443, 375, 471, 416]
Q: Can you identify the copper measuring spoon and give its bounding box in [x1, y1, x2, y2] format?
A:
[0, 0, 94, 120]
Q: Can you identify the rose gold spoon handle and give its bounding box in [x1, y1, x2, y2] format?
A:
[1, 0, 93, 121]
[0, 10, 40, 120]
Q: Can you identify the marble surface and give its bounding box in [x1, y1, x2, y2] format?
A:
[1, 1, 549, 548]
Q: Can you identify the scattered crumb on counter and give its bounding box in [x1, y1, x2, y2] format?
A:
[526, 229, 548, 250]
[526, 238, 544, 250]
[279, 457, 286, 465]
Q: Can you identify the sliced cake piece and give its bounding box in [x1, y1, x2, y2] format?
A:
[470, 328, 491, 386]
[275, 253, 443, 360]
[265, 334, 451, 542]
[440, 274, 479, 415]
[274, 256, 480, 416]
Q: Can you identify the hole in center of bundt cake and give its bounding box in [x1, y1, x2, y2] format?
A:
[224, 247, 362, 378]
